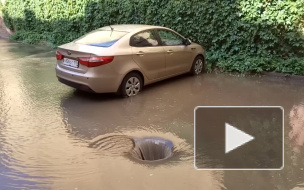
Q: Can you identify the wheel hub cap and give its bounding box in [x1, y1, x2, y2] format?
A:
[195, 59, 203, 74]
[125, 77, 140, 96]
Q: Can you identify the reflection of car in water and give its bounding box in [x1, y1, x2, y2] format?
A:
[60, 92, 146, 137]
[55, 24, 206, 97]
[289, 103, 304, 151]
[60, 74, 207, 138]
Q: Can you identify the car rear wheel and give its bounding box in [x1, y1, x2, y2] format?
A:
[120, 72, 143, 97]
[191, 56, 205, 75]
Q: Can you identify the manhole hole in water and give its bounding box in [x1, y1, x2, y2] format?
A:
[130, 137, 174, 161]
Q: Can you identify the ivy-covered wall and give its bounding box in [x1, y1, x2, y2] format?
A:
[1, 0, 304, 75]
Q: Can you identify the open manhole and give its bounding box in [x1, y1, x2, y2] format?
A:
[130, 137, 174, 161]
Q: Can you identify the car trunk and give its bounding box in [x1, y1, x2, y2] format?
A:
[57, 43, 94, 74]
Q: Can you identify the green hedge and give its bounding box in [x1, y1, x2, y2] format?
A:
[0, 2, 2, 16]
[2, 0, 304, 75]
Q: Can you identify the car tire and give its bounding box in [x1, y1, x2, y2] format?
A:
[190, 56, 205, 75]
[120, 72, 143, 97]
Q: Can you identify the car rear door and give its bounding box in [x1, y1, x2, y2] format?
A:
[131, 30, 166, 80]
[156, 29, 193, 76]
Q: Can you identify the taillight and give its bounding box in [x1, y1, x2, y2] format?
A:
[56, 51, 63, 60]
[78, 56, 114, 67]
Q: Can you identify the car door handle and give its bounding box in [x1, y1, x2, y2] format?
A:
[167, 50, 173, 54]
[136, 51, 144, 56]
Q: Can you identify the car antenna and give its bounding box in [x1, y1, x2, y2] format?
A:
[109, 25, 114, 37]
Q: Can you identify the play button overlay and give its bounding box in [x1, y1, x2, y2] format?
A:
[194, 106, 284, 170]
[225, 123, 254, 154]
[225, 123, 255, 154]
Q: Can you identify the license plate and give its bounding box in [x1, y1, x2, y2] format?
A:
[63, 58, 79, 68]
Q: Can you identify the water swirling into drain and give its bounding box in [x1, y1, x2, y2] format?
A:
[130, 137, 174, 161]
[89, 135, 174, 161]
[88, 135, 135, 156]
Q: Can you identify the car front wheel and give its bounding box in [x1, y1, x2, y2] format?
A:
[191, 56, 205, 75]
[120, 72, 143, 97]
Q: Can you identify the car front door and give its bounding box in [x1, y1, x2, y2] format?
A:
[131, 30, 166, 80]
[157, 29, 193, 76]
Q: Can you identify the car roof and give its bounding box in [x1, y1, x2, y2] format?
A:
[99, 24, 166, 32]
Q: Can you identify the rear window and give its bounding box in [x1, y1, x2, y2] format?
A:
[74, 29, 128, 47]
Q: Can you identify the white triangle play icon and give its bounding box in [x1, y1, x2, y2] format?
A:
[225, 123, 254, 154]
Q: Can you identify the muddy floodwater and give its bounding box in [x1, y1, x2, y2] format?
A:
[0, 39, 304, 190]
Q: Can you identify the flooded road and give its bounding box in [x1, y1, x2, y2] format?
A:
[0, 39, 304, 189]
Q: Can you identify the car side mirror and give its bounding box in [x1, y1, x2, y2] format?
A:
[184, 38, 192, 46]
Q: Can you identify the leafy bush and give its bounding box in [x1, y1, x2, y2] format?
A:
[2, 0, 304, 75]
[0, 2, 3, 17]
[276, 57, 304, 75]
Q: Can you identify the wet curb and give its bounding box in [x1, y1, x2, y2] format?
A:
[261, 71, 304, 81]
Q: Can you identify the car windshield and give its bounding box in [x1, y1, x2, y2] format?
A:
[74, 29, 128, 47]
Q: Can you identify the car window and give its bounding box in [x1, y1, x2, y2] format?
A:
[158, 30, 184, 46]
[130, 30, 159, 47]
[74, 29, 128, 47]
